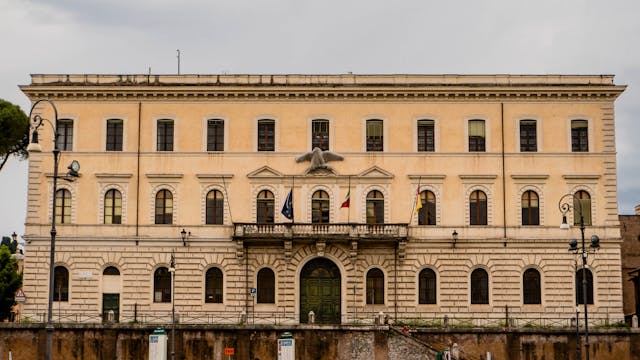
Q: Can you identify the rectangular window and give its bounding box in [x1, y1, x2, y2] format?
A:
[366, 119, 383, 151]
[56, 119, 73, 151]
[468, 120, 485, 152]
[519, 120, 537, 152]
[157, 120, 174, 151]
[417, 119, 435, 152]
[311, 119, 329, 150]
[207, 119, 224, 151]
[106, 119, 123, 151]
[257, 119, 275, 151]
[571, 120, 588, 152]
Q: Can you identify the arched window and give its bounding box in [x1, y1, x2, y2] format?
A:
[523, 268, 541, 304]
[206, 190, 224, 225]
[366, 268, 384, 304]
[469, 190, 487, 225]
[155, 189, 173, 224]
[55, 189, 71, 224]
[366, 190, 384, 224]
[257, 268, 275, 304]
[418, 190, 436, 225]
[153, 267, 171, 303]
[256, 190, 274, 223]
[418, 268, 437, 304]
[573, 190, 592, 226]
[521, 190, 539, 226]
[205, 267, 223, 303]
[53, 266, 69, 302]
[576, 269, 594, 305]
[104, 189, 122, 224]
[103, 266, 120, 275]
[471, 268, 489, 304]
[312, 190, 330, 223]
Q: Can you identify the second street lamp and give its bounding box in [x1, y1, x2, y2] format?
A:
[558, 193, 599, 360]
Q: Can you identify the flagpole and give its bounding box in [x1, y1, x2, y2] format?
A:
[291, 176, 295, 223]
[409, 176, 422, 224]
[347, 176, 351, 223]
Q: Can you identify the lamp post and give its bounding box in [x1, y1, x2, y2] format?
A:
[169, 252, 176, 360]
[27, 99, 80, 360]
[558, 193, 600, 360]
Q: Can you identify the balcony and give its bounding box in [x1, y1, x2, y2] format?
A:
[233, 223, 408, 241]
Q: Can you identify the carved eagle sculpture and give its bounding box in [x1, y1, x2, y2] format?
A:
[296, 147, 344, 173]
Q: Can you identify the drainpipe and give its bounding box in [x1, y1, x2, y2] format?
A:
[135, 102, 142, 240]
[501, 103, 507, 239]
[394, 242, 398, 321]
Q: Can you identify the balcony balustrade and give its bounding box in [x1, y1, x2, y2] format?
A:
[233, 223, 408, 241]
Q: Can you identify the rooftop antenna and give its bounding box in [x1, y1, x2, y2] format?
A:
[176, 49, 181, 75]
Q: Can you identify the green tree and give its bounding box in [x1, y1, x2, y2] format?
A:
[0, 98, 29, 172]
[0, 245, 22, 321]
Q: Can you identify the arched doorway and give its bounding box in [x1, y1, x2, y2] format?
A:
[300, 258, 341, 324]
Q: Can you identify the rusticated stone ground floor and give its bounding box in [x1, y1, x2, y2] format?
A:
[0, 324, 638, 360]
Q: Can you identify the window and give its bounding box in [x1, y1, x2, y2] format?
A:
[523, 268, 541, 304]
[56, 119, 73, 151]
[53, 266, 69, 302]
[468, 120, 485, 152]
[366, 268, 384, 304]
[106, 119, 123, 151]
[418, 190, 436, 225]
[366, 119, 383, 151]
[366, 190, 384, 224]
[571, 120, 588, 152]
[155, 189, 173, 224]
[104, 189, 122, 224]
[207, 119, 224, 151]
[417, 119, 435, 152]
[257, 119, 275, 151]
[520, 120, 537, 152]
[471, 268, 489, 304]
[153, 267, 171, 303]
[312, 190, 330, 223]
[521, 190, 539, 226]
[573, 190, 592, 226]
[256, 190, 274, 223]
[55, 189, 71, 224]
[257, 268, 275, 304]
[206, 190, 224, 225]
[103, 266, 120, 275]
[469, 190, 487, 225]
[312, 119, 329, 150]
[419, 268, 437, 304]
[157, 119, 174, 151]
[576, 269, 594, 305]
[205, 267, 223, 303]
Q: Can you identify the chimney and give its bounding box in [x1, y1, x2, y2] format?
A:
[635, 205, 640, 216]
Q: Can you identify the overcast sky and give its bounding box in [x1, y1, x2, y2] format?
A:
[1, 0, 639, 238]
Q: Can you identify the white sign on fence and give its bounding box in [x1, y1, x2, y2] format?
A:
[278, 338, 295, 360]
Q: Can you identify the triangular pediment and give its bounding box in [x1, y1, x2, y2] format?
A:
[356, 166, 394, 179]
[247, 166, 285, 179]
[304, 167, 338, 176]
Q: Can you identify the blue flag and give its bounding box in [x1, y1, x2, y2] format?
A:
[281, 189, 294, 220]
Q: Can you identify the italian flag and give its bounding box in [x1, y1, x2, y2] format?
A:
[341, 190, 350, 208]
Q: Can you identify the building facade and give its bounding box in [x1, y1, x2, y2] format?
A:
[620, 206, 640, 321]
[20, 74, 626, 326]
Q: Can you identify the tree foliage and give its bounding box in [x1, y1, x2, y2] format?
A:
[0, 245, 22, 321]
[0, 98, 29, 172]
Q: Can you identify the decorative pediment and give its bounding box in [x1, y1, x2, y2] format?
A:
[247, 166, 284, 179]
[356, 166, 394, 179]
[304, 167, 338, 176]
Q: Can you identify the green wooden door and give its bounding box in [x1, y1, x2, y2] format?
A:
[102, 293, 120, 322]
[300, 258, 341, 324]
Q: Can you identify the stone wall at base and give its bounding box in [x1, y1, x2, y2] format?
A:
[0, 325, 639, 360]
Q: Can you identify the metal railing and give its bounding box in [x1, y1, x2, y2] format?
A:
[233, 222, 408, 239]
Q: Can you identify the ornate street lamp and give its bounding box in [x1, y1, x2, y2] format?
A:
[27, 99, 80, 360]
[558, 193, 600, 360]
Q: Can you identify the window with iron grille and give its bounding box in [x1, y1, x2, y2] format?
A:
[366, 268, 384, 304]
[470, 268, 489, 304]
[523, 268, 541, 304]
[257, 268, 275, 303]
[576, 269, 594, 305]
[153, 267, 171, 303]
[419, 268, 437, 304]
[205, 267, 223, 303]
[54, 266, 69, 302]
